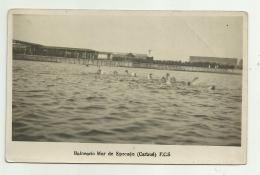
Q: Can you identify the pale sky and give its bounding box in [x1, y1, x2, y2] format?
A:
[13, 12, 243, 61]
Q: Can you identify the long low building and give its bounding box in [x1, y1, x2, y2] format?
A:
[13, 40, 154, 62]
[189, 56, 239, 66]
[111, 52, 153, 62]
[13, 40, 98, 59]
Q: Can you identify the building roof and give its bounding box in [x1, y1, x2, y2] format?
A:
[112, 52, 148, 58]
[13, 40, 43, 47]
[190, 56, 237, 61]
[13, 39, 97, 52]
[189, 56, 238, 66]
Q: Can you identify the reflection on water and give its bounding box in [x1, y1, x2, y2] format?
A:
[12, 60, 242, 146]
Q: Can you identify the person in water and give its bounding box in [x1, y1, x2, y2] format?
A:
[113, 70, 118, 76]
[208, 85, 216, 90]
[131, 72, 137, 77]
[170, 76, 176, 83]
[96, 68, 102, 75]
[161, 76, 166, 83]
[187, 77, 199, 86]
[167, 73, 176, 85]
[125, 70, 137, 77]
[160, 73, 176, 85]
[148, 73, 153, 80]
[166, 73, 170, 79]
[185, 77, 215, 90]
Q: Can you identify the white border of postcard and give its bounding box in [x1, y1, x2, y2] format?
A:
[6, 9, 248, 164]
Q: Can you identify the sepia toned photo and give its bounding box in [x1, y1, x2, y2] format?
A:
[6, 10, 247, 164]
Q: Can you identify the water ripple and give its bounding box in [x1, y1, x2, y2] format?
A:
[12, 60, 242, 146]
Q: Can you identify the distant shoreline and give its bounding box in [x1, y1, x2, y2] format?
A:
[13, 54, 242, 75]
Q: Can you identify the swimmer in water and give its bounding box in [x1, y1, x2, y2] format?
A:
[113, 70, 118, 76]
[131, 72, 137, 77]
[166, 73, 170, 79]
[208, 85, 216, 90]
[170, 76, 176, 83]
[125, 70, 136, 77]
[161, 73, 176, 85]
[161, 73, 170, 83]
[148, 73, 153, 80]
[96, 68, 102, 75]
[95, 67, 102, 78]
[166, 73, 176, 85]
[161, 76, 166, 83]
[187, 77, 199, 86]
[125, 70, 129, 76]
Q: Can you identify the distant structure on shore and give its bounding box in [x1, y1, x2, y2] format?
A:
[13, 39, 98, 58]
[190, 56, 242, 69]
[13, 40, 153, 62]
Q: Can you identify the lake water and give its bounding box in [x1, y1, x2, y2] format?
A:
[12, 60, 242, 146]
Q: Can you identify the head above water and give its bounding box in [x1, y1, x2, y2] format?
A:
[132, 72, 137, 77]
[147, 73, 153, 80]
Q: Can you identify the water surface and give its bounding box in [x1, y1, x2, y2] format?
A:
[12, 60, 242, 146]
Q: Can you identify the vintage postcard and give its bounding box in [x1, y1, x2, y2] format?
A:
[6, 9, 247, 164]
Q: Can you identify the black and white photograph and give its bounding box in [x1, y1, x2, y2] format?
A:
[6, 10, 247, 164]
